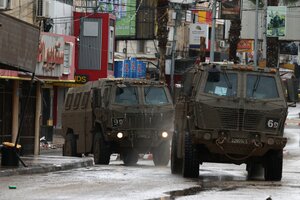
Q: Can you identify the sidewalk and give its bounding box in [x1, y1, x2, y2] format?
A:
[285, 103, 300, 126]
[0, 133, 94, 177]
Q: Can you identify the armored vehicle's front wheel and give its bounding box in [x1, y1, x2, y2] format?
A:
[93, 133, 111, 165]
[153, 141, 170, 166]
[171, 131, 183, 174]
[122, 150, 139, 166]
[182, 132, 199, 178]
[247, 163, 263, 180]
[264, 150, 283, 181]
[63, 133, 78, 157]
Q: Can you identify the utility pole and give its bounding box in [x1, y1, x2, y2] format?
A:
[209, 0, 217, 62]
[170, 3, 181, 94]
[254, 0, 259, 67]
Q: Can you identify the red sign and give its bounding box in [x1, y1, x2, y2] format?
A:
[237, 40, 253, 52]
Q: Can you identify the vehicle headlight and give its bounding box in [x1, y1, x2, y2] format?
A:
[267, 138, 275, 145]
[204, 133, 211, 140]
[117, 132, 124, 139]
[161, 131, 168, 138]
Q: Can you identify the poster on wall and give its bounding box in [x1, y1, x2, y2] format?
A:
[279, 41, 298, 55]
[115, 0, 136, 38]
[267, 6, 286, 37]
[220, 0, 241, 20]
[237, 39, 253, 53]
[189, 23, 209, 49]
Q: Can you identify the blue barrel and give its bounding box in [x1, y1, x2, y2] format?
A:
[122, 60, 130, 78]
[114, 61, 123, 78]
[136, 61, 146, 78]
[130, 58, 137, 78]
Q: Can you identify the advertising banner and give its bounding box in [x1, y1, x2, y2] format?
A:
[197, 11, 212, 25]
[220, 0, 241, 20]
[189, 24, 209, 49]
[237, 39, 253, 53]
[267, 6, 286, 37]
[280, 41, 298, 55]
[0, 13, 39, 73]
[115, 0, 136, 37]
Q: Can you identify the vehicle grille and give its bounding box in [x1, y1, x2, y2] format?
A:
[219, 108, 238, 129]
[199, 104, 264, 131]
[118, 111, 174, 130]
[244, 110, 262, 131]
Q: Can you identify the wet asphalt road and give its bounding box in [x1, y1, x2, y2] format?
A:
[0, 127, 299, 200]
[1, 155, 300, 200]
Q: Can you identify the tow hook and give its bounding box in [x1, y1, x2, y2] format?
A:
[216, 132, 227, 144]
[252, 135, 263, 148]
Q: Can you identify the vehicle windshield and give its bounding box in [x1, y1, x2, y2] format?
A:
[204, 71, 238, 97]
[246, 74, 279, 99]
[144, 87, 169, 105]
[114, 86, 139, 105]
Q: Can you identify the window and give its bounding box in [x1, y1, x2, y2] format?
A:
[246, 75, 279, 99]
[65, 94, 74, 110]
[115, 86, 138, 105]
[73, 93, 82, 109]
[103, 87, 110, 106]
[81, 92, 90, 109]
[144, 87, 169, 105]
[83, 21, 99, 37]
[204, 71, 237, 97]
[93, 89, 101, 108]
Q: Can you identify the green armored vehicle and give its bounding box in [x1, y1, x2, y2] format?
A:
[171, 63, 287, 181]
[62, 78, 174, 166]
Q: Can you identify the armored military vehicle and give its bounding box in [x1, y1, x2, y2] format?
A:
[62, 78, 174, 166]
[171, 63, 287, 181]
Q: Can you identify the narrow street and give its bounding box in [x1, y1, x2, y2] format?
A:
[0, 125, 299, 200]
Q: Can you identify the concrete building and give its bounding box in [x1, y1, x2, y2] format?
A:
[0, 0, 75, 155]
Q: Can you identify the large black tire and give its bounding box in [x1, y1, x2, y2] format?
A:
[122, 150, 139, 166]
[93, 133, 111, 165]
[171, 131, 183, 174]
[182, 132, 199, 178]
[63, 133, 78, 157]
[264, 150, 283, 181]
[247, 163, 263, 180]
[153, 141, 170, 166]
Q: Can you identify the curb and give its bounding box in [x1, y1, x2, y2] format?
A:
[285, 122, 300, 127]
[0, 157, 94, 177]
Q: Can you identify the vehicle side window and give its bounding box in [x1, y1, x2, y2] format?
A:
[246, 75, 279, 99]
[103, 87, 110, 107]
[65, 93, 74, 110]
[93, 89, 101, 108]
[81, 91, 90, 109]
[204, 72, 237, 97]
[73, 93, 82, 109]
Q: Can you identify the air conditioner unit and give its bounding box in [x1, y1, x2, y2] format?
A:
[0, 0, 8, 10]
[36, 0, 50, 17]
[219, 40, 226, 48]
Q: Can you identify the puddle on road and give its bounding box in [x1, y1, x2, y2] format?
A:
[148, 186, 204, 200]
[148, 184, 241, 200]
[167, 186, 203, 198]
